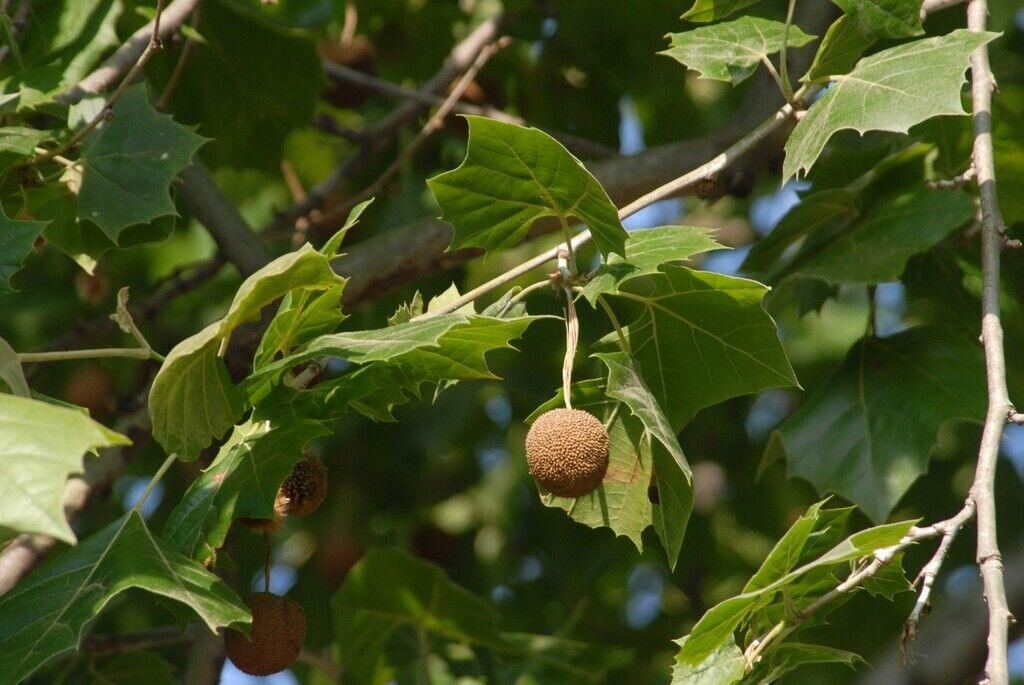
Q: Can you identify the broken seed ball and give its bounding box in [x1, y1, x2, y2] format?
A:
[525, 408, 609, 497]
[274, 455, 328, 518]
[224, 592, 306, 676]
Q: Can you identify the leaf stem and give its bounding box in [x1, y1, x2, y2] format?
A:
[133, 454, 176, 513]
[598, 294, 630, 354]
[16, 347, 161, 363]
[778, 0, 798, 102]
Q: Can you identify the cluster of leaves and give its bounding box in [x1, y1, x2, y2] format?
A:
[0, 0, 1019, 683]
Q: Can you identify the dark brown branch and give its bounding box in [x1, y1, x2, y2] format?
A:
[321, 61, 615, 159]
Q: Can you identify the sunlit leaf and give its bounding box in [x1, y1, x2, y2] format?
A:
[803, 16, 874, 83]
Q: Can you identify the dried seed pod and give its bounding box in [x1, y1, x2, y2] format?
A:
[224, 592, 306, 676]
[274, 456, 328, 517]
[525, 408, 609, 497]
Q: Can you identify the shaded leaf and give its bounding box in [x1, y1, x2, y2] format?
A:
[769, 326, 986, 521]
[0, 511, 248, 685]
[0, 337, 29, 397]
[0, 127, 50, 171]
[681, 0, 762, 23]
[803, 16, 875, 83]
[661, 17, 815, 85]
[751, 643, 863, 682]
[163, 420, 328, 559]
[428, 116, 627, 259]
[783, 30, 999, 181]
[831, 0, 922, 39]
[92, 652, 176, 685]
[331, 547, 502, 683]
[0, 204, 46, 293]
[78, 85, 205, 240]
[0, 393, 128, 543]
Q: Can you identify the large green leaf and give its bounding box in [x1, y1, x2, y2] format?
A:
[768, 327, 986, 521]
[830, 0, 922, 39]
[16, 0, 121, 85]
[332, 547, 503, 682]
[750, 643, 863, 683]
[149, 244, 345, 460]
[661, 17, 815, 85]
[0, 393, 128, 543]
[581, 225, 720, 304]
[595, 352, 692, 568]
[0, 511, 248, 685]
[252, 312, 538, 422]
[153, 0, 324, 170]
[802, 16, 874, 83]
[163, 420, 328, 559]
[606, 264, 797, 430]
[676, 514, 914, 665]
[783, 30, 999, 181]
[0, 204, 46, 293]
[78, 85, 206, 240]
[427, 116, 628, 259]
[745, 187, 975, 285]
[0, 127, 50, 172]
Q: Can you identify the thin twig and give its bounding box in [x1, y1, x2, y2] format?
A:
[16, 347, 158, 363]
[926, 163, 977, 190]
[967, 2, 1014, 682]
[901, 499, 977, 664]
[157, 2, 201, 110]
[307, 37, 511, 238]
[778, 0, 798, 102]
[82, 626, 187, 655]
[321, 61, 616, 158]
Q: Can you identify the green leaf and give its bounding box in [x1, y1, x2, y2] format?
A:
[0, 204, 46, 293]
[148, 322, 245, 461]
[0, 511, 248, 685]
[0, 127, 50, 171]
[92, 652, 176, 685]
[595, 351, 693, 568]
[671, 636, 743, 684]
[499, 632, 633, 682]
[830, 0, 922, 39]
[17, 0, 121, 84]
[661, 17, 815, 85]
[606, 264, 797, 430]
[802, 16, 875, 83]
[783, 30, 1000, 182]
[677, 515, 914, 665]
[769, 326, 986, 521]
[163, 420, 328, 558]
[321, 198, 372, 260]
[750, 187, 975, 285]
[752, 643, 863, 682]
[0, 336, 29, 397]
[331, 547, 502, 683]
[78, 85, 206, 241]
[149, 244, 344, 460]
[0, 393, 128, 543]
[861, 552, 911, 599]
[253, 285, 346, 371]
[681, 0, 762, 23]
[581, 225, 721, 304]
[154, 0, 324, 170]
[428, 116, 628, 259]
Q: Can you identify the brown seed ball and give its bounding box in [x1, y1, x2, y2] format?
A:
[274, 456, 328, 518]
[525, 408, 609, 497]
[225, 592, 306, 676]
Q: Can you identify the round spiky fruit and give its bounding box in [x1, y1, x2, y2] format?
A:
[224, 592, 306, 676]
[525, 408, 609, 497]
[274, 456, 328, 518]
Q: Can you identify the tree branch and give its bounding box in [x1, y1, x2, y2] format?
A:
[320, 61, 616, 159]
[967, 2, 1014, 681]
[265, 14, 507, 236]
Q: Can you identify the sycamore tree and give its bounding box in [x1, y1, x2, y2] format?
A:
[0, 0, 1022, 683]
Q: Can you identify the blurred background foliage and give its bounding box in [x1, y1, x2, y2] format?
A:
[3, 0, 1024, 682]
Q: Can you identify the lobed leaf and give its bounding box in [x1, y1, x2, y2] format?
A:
[783, 30, 999, 181]
[428, 116, 627, 259]
[661, 17, 815, 85]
